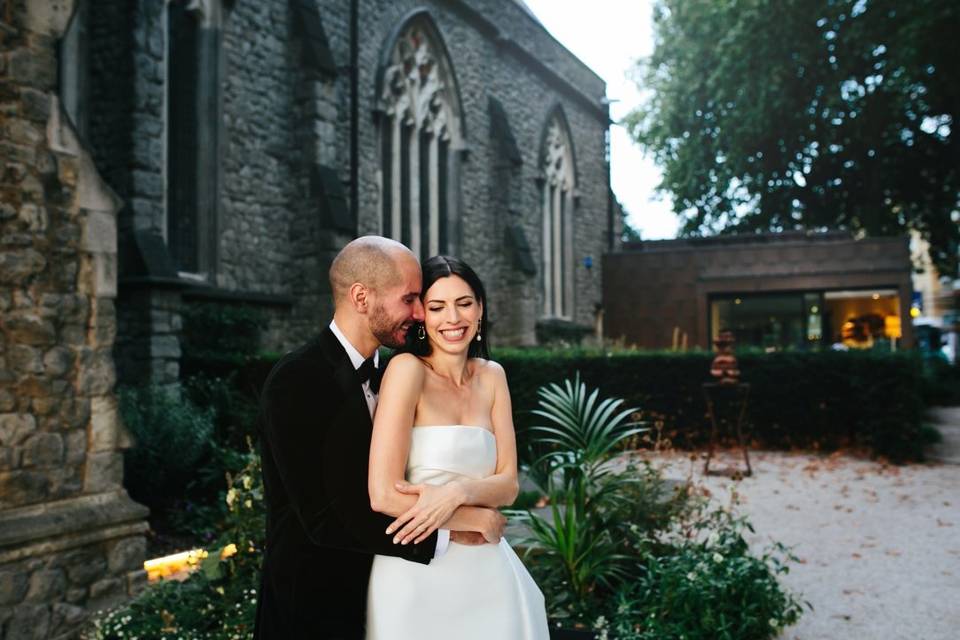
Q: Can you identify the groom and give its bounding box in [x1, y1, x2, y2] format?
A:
[254, 236, 505, 639]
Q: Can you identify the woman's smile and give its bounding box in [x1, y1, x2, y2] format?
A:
[439, 326, 468, 341]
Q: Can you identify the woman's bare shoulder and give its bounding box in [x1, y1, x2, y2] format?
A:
[384, 352, 428, 381]
[470, 357, 507, 383]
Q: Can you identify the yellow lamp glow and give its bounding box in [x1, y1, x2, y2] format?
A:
[144, 544, 238, 582]
[884, 316, 902, 339]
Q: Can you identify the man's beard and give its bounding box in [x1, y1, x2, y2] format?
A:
[369, 303, 409, 349]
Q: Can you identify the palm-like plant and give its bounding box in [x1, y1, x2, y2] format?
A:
[530, 373, 646, 488]
[512, 374, 646, 618]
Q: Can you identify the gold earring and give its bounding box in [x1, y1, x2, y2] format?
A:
[417, 324, 426, 340]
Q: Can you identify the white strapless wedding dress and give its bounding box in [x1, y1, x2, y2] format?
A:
[366, 425, 549, 640]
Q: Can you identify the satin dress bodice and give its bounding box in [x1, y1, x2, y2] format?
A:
[406, 425, 498, 484]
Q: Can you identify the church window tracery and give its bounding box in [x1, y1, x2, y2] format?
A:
[378, 17, 463, 261]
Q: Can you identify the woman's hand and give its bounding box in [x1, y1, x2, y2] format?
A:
[386, 481, 467, 545]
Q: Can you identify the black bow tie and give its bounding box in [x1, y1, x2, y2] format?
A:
[357, 357, 382, 394]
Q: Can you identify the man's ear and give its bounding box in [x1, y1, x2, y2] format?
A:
[349, 282, 369, 313]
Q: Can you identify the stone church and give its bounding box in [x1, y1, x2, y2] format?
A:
[69, 0, 615, 384]
[1, 0, 613, 635]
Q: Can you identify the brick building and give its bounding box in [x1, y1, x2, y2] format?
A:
[603, 232, 915, 351]
[61, 0, 616, 384]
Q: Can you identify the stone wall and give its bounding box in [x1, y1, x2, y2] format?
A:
[0, 3, 148, 637]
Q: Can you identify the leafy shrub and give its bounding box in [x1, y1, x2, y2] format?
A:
[492, 348, 927, 461]
[180, 302, 267, 376]
[613, 506, 804, 640]
[513, 376, 805, 637]
[119, 376, 257, 544]
[184, 373, 260, 453]
[605, 545, 801, 639]
[119, 384, 215, 508]
[84, 451, 264, 640]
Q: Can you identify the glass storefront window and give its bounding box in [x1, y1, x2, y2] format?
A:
[711, 293, 807, 351]
[710, 289, 902, 352]
[804, 292, 823, 344]
[823, 289, 901, 350]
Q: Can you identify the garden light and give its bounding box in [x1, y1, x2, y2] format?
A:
[144, 544, 238, 582]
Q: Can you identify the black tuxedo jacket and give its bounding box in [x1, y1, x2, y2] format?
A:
[254, 326, 437, 639]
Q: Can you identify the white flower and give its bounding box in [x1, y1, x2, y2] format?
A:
[712, 552, 724, 563]
[686, 571, 697, 581]
[706, 531, 720, 546]
[769, 618, 779, 628]
[226, 488, 237, 507]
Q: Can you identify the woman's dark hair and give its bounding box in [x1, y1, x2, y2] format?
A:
[403, 255, 490, 359]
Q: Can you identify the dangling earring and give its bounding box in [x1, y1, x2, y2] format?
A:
[476, 321, 482, 342]
[417, 324, 426, 341]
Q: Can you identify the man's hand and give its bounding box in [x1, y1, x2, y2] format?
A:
[480, 510, 507, 543]
[450, 531, 487, 546]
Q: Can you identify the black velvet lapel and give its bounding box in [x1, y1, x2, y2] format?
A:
[318, 326, 373, 430]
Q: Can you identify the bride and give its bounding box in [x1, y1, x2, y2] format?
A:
[365, 256, 549, 640]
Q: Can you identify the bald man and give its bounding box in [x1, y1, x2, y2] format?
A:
[254, 237, 505, 639]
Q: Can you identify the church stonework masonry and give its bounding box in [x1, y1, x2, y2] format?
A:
[71, 0, 614, 385]
[0, 2, 150, 638]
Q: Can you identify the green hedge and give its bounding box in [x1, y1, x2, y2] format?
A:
[238, 349, 928, 461]
[493, 349, 927, 462]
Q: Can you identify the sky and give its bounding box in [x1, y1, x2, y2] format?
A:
[521, 0, 680, 240]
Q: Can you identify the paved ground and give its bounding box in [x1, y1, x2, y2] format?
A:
[645, 425, 960, 640]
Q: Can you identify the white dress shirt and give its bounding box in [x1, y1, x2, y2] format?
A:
[329, 320, 449, 558]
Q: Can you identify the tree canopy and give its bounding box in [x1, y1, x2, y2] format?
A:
[626, 0, 960, 274]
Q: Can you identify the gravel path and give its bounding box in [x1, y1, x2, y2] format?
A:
[648, 449, 960, 640]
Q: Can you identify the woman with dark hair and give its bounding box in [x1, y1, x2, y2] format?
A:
[365, 256, 548, 639]
[399, 256, 491, 360]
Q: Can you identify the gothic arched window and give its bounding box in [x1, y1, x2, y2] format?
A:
[377, 14, 464, 261]
[540, 112, 576, 319]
